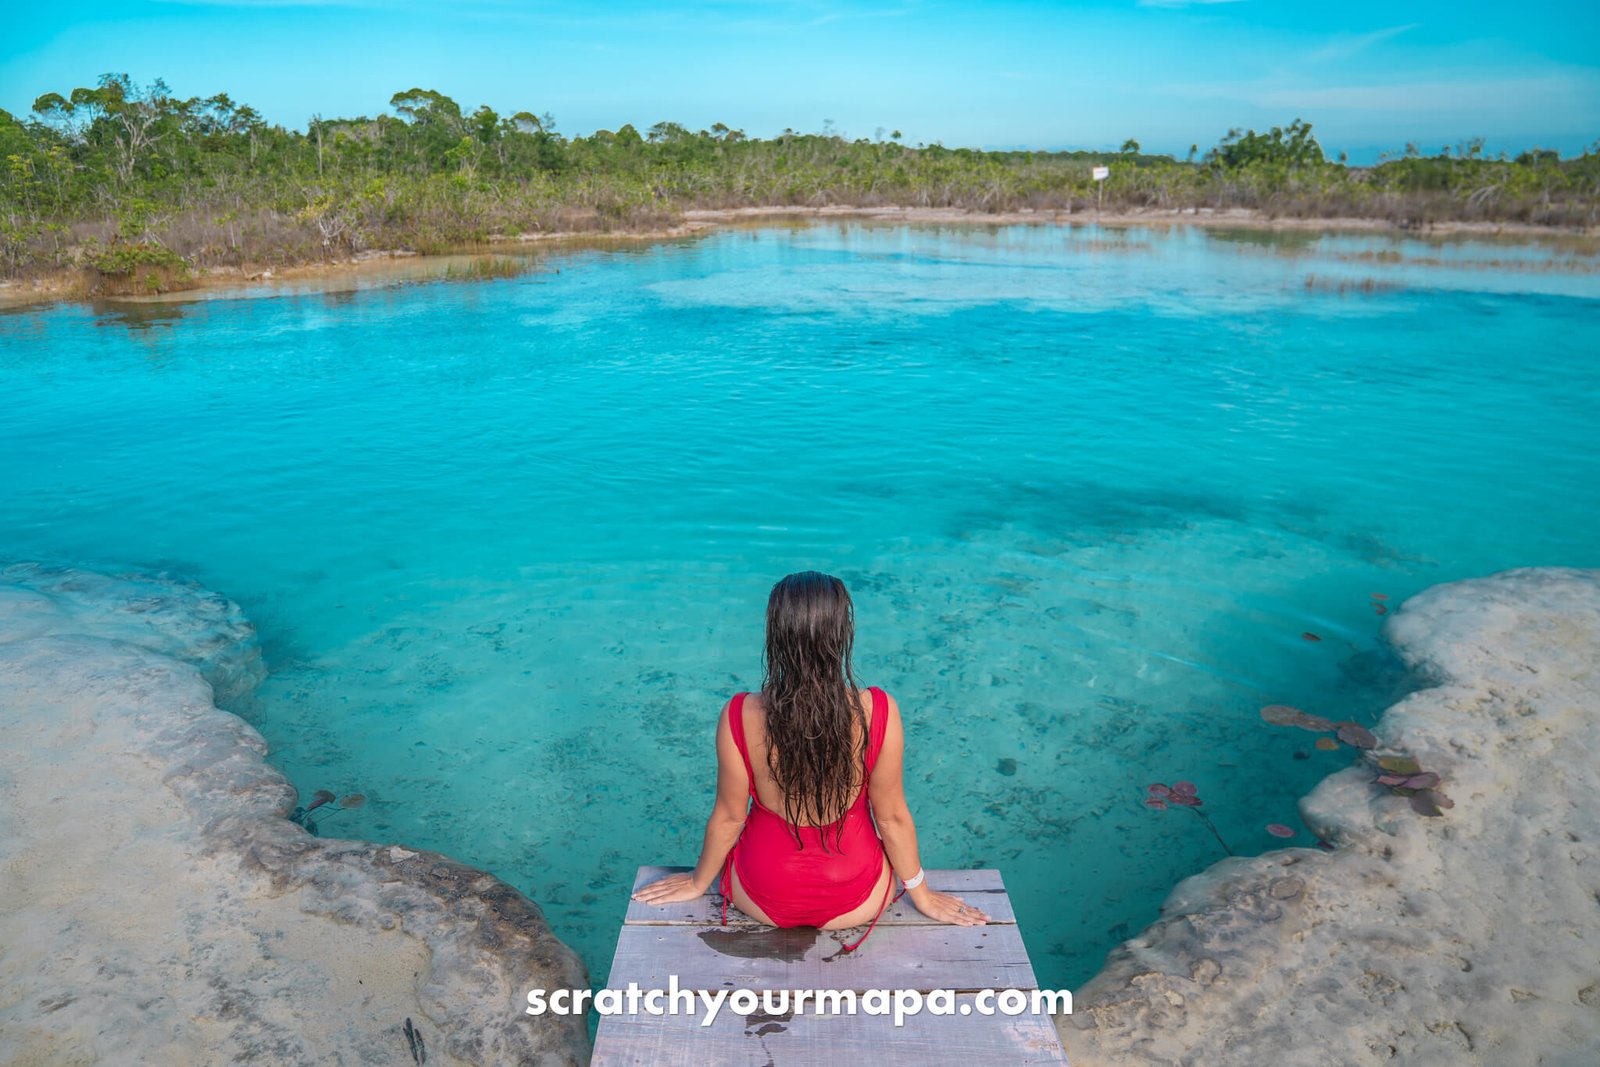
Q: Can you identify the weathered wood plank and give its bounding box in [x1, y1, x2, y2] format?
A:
[624, 866, 1017, 926]
[604, 920, 1038, 993]
[591, 992, 1069, 1065]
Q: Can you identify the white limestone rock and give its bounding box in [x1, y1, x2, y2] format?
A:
[0, 563, 590, 1065]
[1060, 567, 1600, 1067]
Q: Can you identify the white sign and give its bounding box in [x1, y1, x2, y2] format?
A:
[1092, 166, 1110, 181]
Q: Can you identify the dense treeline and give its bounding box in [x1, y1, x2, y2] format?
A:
[2, 74, 1597, 285]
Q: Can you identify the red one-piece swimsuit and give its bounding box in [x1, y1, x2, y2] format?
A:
[719, 687, 897, 950]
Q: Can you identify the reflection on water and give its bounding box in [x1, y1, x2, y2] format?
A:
[2, 222, 1597, 993]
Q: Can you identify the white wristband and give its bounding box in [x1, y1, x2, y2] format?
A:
[902, 867, 926, 890]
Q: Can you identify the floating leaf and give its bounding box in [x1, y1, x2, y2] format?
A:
[1315, 737, 1340, 752]
[1374, 604, 1389, 616]
[1169, 794, 1202, 807]
[1301, 632, 1322, 642]
[1432, 791, 1455, 809]
[1409, 790, 1445, 817]
[1376, 755, 1422, 775]
[1265, 823, 1297, 838]
[339, 794, 367, 809]
[1143, 797, 1168, 810]
[1260, 705, 1303, 726]
[1297, 714, 1336, 732]
[1370, 593, 1389, 601]
[1375, 774, 1409, 786]
[1402, 773, 1440, 790]
[1172, 781, 1198, 797]
[1315, 840, 1336, 851]
[1147, 783, 1171, 797]
[306, 789, 335, 811]
[1336, 724, 1378, 749]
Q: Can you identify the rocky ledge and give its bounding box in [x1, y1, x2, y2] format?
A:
[0, 563, 590, 1065]
[1059, 567, 1600, 1066]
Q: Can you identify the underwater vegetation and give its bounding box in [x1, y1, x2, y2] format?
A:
[288, 788, 367, 836]
[1146, 592, 1453, 858]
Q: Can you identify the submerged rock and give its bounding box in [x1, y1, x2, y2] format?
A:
[1060, 567, 1600, 1066]
[0, 563, 590, 1065]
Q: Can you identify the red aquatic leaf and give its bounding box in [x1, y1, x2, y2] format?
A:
[339, 794, 366, 809]
[1260, 705, 1303, 726]
[1265, 823, 1296, 838]
[1370, 593, 1389, 601]
[1144, 797, 1169, 811]
[1168, 794, 1202, 807]
[1409, 790, 1445, 817]
[1374, 604, 1389, 616]
[1297, 713, 1336, 732]
[1336, 724, 1378, 749]
[1147, 783, 1172, 797]
[1403, 773, 1440, 790]
[306, 789, 336, 812]
[1172, 781, 1198, 797]
[1301, 632, 1322, 642]
[1376, 755, 1422, 775]
[1314, 737, 1340, 751]
[1375, 774, 1409, 786]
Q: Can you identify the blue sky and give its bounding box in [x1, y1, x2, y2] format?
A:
[2, 1, 1596, 161]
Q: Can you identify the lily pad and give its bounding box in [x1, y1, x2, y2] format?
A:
[339, 794, 366, 809]
[1147, 783, 1171, 797]
[1301, 632, 1322, 642]
[1375, 774, 1410, 786]
[310, 789, 336, 807]
[1377, 755, 1422, 775]
[1169, 794, 1202, 808]
[1315, 737, 1340, 751]
[1260, 705, 1303, 726]
[1336, 724, 1378, 749]
[1409, 790, 1445, 817]
[1296, 714, 1336, 732]
[1265, 823, 1296, 838]
[1144, 797, 1168, 810]
[1402, 773, 1440, 790]
[1171, 781, 1198, 797]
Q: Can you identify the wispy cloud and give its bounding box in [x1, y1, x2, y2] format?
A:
[1309, 24, 1418, 64]
[809, 5, 917, 28]
[1137, 0, 1246, 9]
[1160, 69, 1600, 127]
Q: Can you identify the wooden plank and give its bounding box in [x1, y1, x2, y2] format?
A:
[591, 992, 1069, 1065]
[624, 866, 1017, 926]
[603, 921, 1038, 993]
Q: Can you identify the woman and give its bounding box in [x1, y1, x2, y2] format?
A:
[633, 571, 989, 942]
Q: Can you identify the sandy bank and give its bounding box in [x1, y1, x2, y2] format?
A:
[681, 203, 1600, 239]
[3, 205, 1593, 310]
[1060, 567, 1600, 1066]
[0, 563, 590, 1065]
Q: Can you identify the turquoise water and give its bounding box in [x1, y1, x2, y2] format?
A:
[4, 223, 1598, 993]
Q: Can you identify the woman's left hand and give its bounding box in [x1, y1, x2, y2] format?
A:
[631, 871, 708, 905]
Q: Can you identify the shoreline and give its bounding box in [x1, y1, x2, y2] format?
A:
[1060, 567, 1600, 1065]
[0, 563, 591, 1065]
[3, 205, 1596, 311]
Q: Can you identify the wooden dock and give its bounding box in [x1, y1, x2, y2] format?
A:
[591, 866, 1069, 1065]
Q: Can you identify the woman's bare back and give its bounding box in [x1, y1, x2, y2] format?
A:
[738, 688, 876, 825]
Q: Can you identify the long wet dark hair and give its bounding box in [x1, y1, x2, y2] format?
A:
[759, 571, 865, 850]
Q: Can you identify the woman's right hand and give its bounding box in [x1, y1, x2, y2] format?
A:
[908, 885, 991, 926]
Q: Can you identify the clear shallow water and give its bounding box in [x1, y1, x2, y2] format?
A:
[4, 223, 1598, 992]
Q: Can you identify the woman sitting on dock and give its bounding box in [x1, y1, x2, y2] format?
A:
[634, 571, 989, 945]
